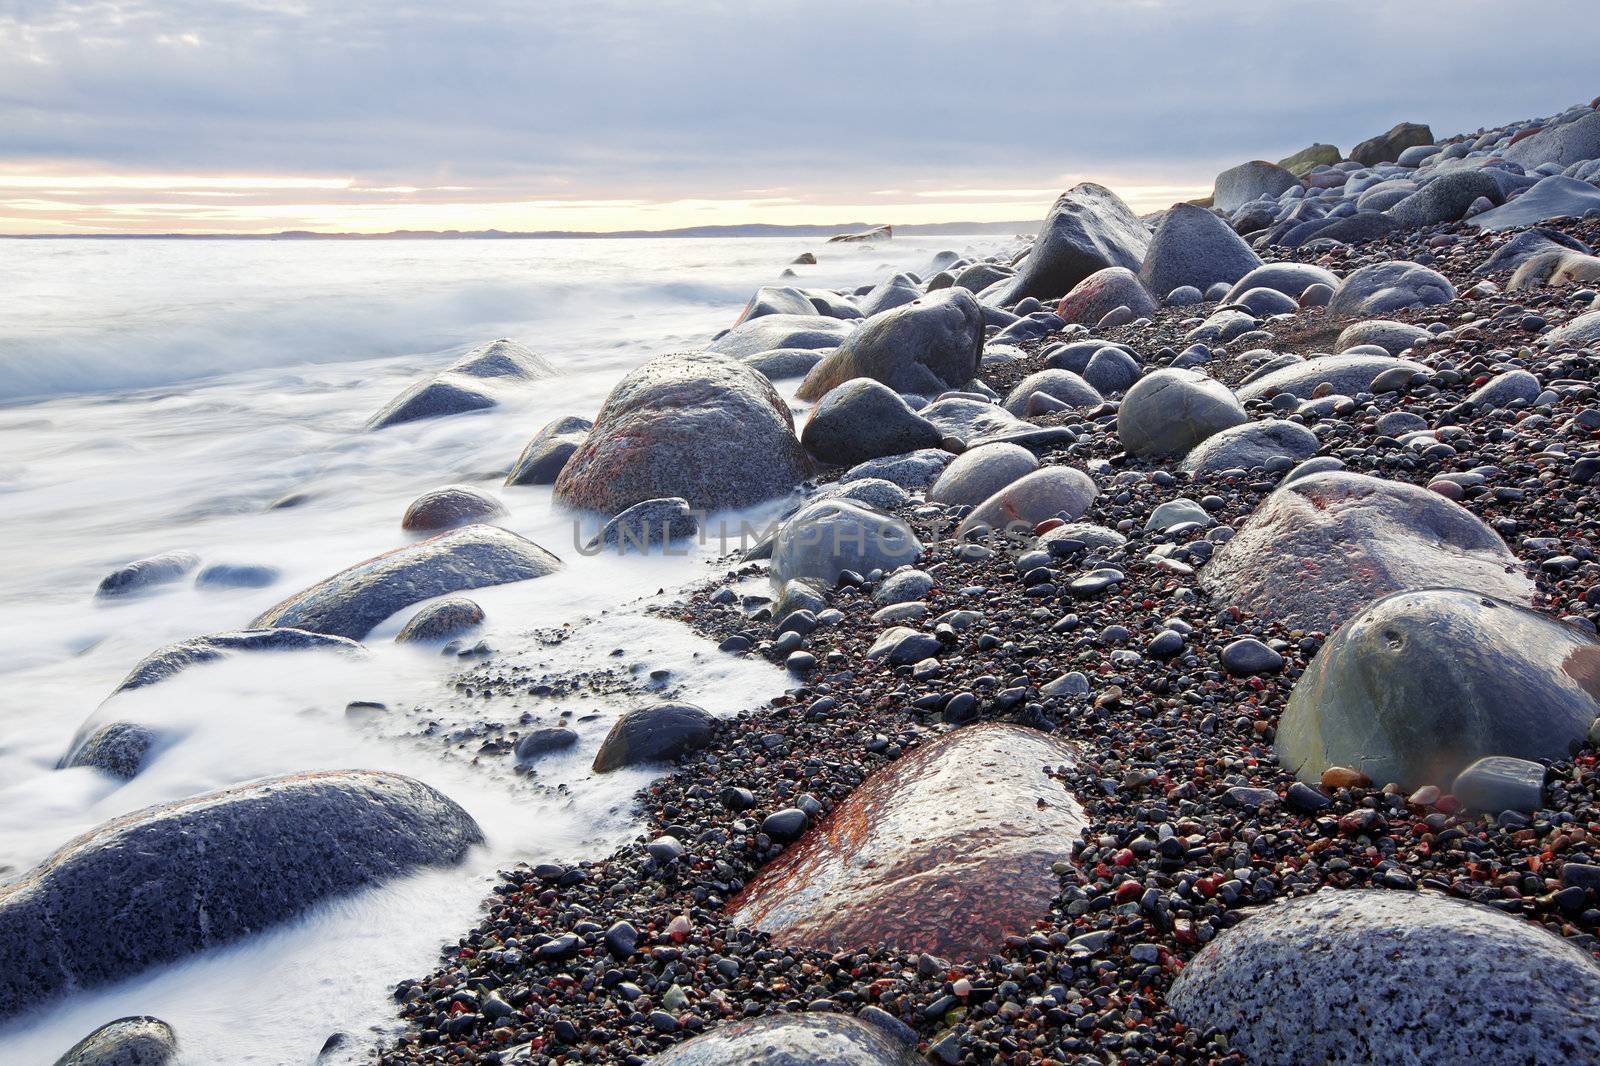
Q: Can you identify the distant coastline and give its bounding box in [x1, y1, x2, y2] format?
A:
[0, 220, 1038, 241]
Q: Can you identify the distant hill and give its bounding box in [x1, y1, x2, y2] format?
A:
[2, 220, 1039, 241]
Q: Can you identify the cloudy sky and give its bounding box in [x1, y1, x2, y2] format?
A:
[0, 0, 1594, 234]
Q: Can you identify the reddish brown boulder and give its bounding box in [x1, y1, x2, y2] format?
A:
[728, 723, 1084, 961]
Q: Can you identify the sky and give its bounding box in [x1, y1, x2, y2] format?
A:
[0, 0, 1595, 235]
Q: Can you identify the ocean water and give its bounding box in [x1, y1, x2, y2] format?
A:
[0, 234, 1009, 1064]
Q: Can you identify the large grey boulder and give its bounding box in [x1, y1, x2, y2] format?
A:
[918, 397, 1038, 448]
[647, 1013, 921, 1066]
[505, 415, 591, 486]
[929, 442, 1039, 507]
[96, 551, 199, 599]
[105, 628, 362, 698]
[740, 348, 826, 380]
[1001, 368, 1103, 415]
[1508, 249, 1600, 291]
[840, 449, 954, 491]
[800, 379, 942, 466]
[1118, 369, 1246, 457]
[1201, 472, 1533, 631]
[586, 497, 699, 553]
[555, 352, 812, 513]
[1235, 353, 1429, 402]
[1180, 419, 1318, 475]
[1544, 310, 1600, 350]
[795, 289, 983, 402]
[53, 1016, 178, 1066]
[251, 525, 562, 640]
[1504, 110, 1600, 169]
[1170, 889, 1600, 1066]
[956, 466, 1098, 536]
[1222, 263, 1339, 303]
[1277, 589, 1600, 790]
[1327, 260, 1455, 317]
[0, 771, 481, 1019]
[734, 286, 817, 324]
[1212, 160, 1300, 214]
[1053, 267, 1157, 325]
[394, 598, 484, 643]
[1350, 121, 1434, 167]
[1139, 203, 1263, 299]
[1278, 143, 1341, 176]
[400, 485, 507, 532]
[951, 261, 1014, 293]
[706, 314, 854, 359]
[985, 183, 1151, 304]
[1334, 320, 1432, 356]
[1387, 170, 1503, 227]
[593, 703, 715, 772]
[856, 273, 922, 317]
[1476, 227, 1592, 275]
[769, 500, 921, 587]
[1471, 174, 1600, 231]
[368, 339, 556, 430]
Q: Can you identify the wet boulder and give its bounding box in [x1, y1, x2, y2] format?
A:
[842, 449, 954, 492]
[728, 723, 1086, 961]
[367, 339, 556, 430]
[795, 289, 983, 402]
[1180, 419, 1318, 476]
[769, 500, 922, 588]
[592, 703, 715, 772]
[1169, 889, 1600, 1066]
[1277, 589, 1600, 791]
[648, 1013, 920, 1066]
[105, 628, 362, 698]
[734, 286, 817, 325]
[53, 1016, 178, 1066]
[504, 416, 591, 486]
[193, 563, 279, 590]
[395, 598, 484, 643]
[705, 314, 854, 359]
[956, 467, 1098, 536]
[0, 771, 482, 1020]
[401, 485, 507, 533]
[1350, 121, 1434, 167]
[555, 352, 812, 514]
[59, 722, 157, 781]
[251, 525, 562, 640]
[918, 397, 1058, 449]
[587, 497, 699, 552]
[1327, 260, 1455, 318]
[96, 551, 199, 599]
[1201, 472, 1534, 632]
[1053, 267, 1156, 326]
[856, 273, 922, 317]
[1137, 203, 1263, 298]
[1235, 353, 1428, 403]
[985, 183, 1151, 305]
[928, 442, 1039, 507]
[800, 379, 942, 467]
[1117, 369, 1246, 457]
[740, 348, 826, 381]
[1212, 160, 1300, 214]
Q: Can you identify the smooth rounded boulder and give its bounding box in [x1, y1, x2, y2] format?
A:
[733, 285, 817, 325]
[1235, 353, 1428, 403]
[1387, 170, 1503, 227]
[1180, 419, 1318, 475]
[1327, 260, 1455, 317]
[1510, 249, 1600, 291]
[769, 500, 922, 588]
[1504, 109, 1600, 169]
[1053, 266, 1157, 326]
[592, 703, 715, 772]
[1277, 589, 1600, 791]
[705, 314, 853, 359]
[368, 339, 556, 430]
[1118, 369, 1246, 457]
[251, 524, 562, 640]
[395, 598, 485, 643]
[1200, 472, 1533, 632]
[800, 379, 942, 466]
[1350, 121, 1434, 166]
[1137, 203, 1263, 298]
[101, 627, 362, 699]
[795, 289, 983, 402]
[1001, 368, 1102, 415]
[96, 551, 200, 599]
[401, 485, 507, 532]
[647, 1013, 921, 1066]
[1335, 319, 1432, 356]
[1212, 160, 1300, 214]
[728, 723, 1085, 961]
[985, 183, 1151, 305]
[0, 771, 482, 1020]
[928, 442, 1038, 507]
[1222, 262, 1339, 303]
[1473, 174, 1600, 231]
[504, 415, 591, 486]
[1545, 310, 1600, 351]
[1169, 889, 1600, 1066]
[53, 1016, 178, 1066]
[555, 351, 813, 514]
[956, 466, 1098, 536]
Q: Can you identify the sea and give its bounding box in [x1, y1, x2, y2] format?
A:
[0, 233, 1012, 1064]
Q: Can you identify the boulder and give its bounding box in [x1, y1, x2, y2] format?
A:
[956, 467, 1098, 536]
[1301, 210, 1400, 248]
[1081, 346, 1141, 394]
[1327, 260, 1455, 317]
[95, 551, 199, 599]
[1468, 369, 1542, 409]
[1452, 756, 1547, 813]
[827, 225, 892, 243]
[1180, 419, 1319, 475]
[840, 449, 954, 492]
[1335, 319, 1432, 355]
[60, 722, 156, 780]
[1476, 227, 1592, 275]
[728, 723, 1085, 961]
[592, 703, 715, 772]
[1117, 369, 1246, 457]
[795, 289, 983, 402]
[928, 442, 1039, 507]
[1200, 472, 1534, 632]
[102, 628, 361, 698]
[856, 273, 922, 317]
[818, 478, 909, 514]
[1508, 249, 1600, 291]
[1504, 110, 1600, 169]
[985, 184, 1151, 304]
[734, 286, 817, 325]
[556, 352, 812, 513]
[1212, 160, 1301, 214]
[586, 497, 699, 552]
[251, 525, 562, 640]
[1235, 353, 1429, 402]
[1169, 889, 1600, 1066]
[505, 416, 591, 486]
[951, 262, 1014, 293]
[769, 500, 922, 587]
[1277, 589, 1599, 790]
[1545, 310, 1600, 350]
[1349, 121, 1434, 167]
[1277, 143, 1342, 176]
[1001, 369, 1102, 415]
[918, 396, 1051, 448]
[1053, 267, 1157, 326]
[705, 314, 854, 359]
[1222, 263, 1340, 304]
[1387, 170, 1503, 227]
[367, 339, 555, 430]
[1471, 174, 1600, 231]
[800, 380, 942, 466]
[647, 1013, 920, 1066]
[193, 563, 278, 590]
[740, 348, 826, 380]
[52, 1016, 178, 1066]
[0, 771, 481, 1019]
[400, 485, 507, 532]
[1138, 203, 1263, 299]
[395, 598, 484, 643]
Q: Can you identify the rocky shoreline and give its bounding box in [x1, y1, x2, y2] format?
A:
[13, 98, 1600, 1065]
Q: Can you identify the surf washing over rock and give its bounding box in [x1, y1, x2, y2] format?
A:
[7, 90, 1600, 1066]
